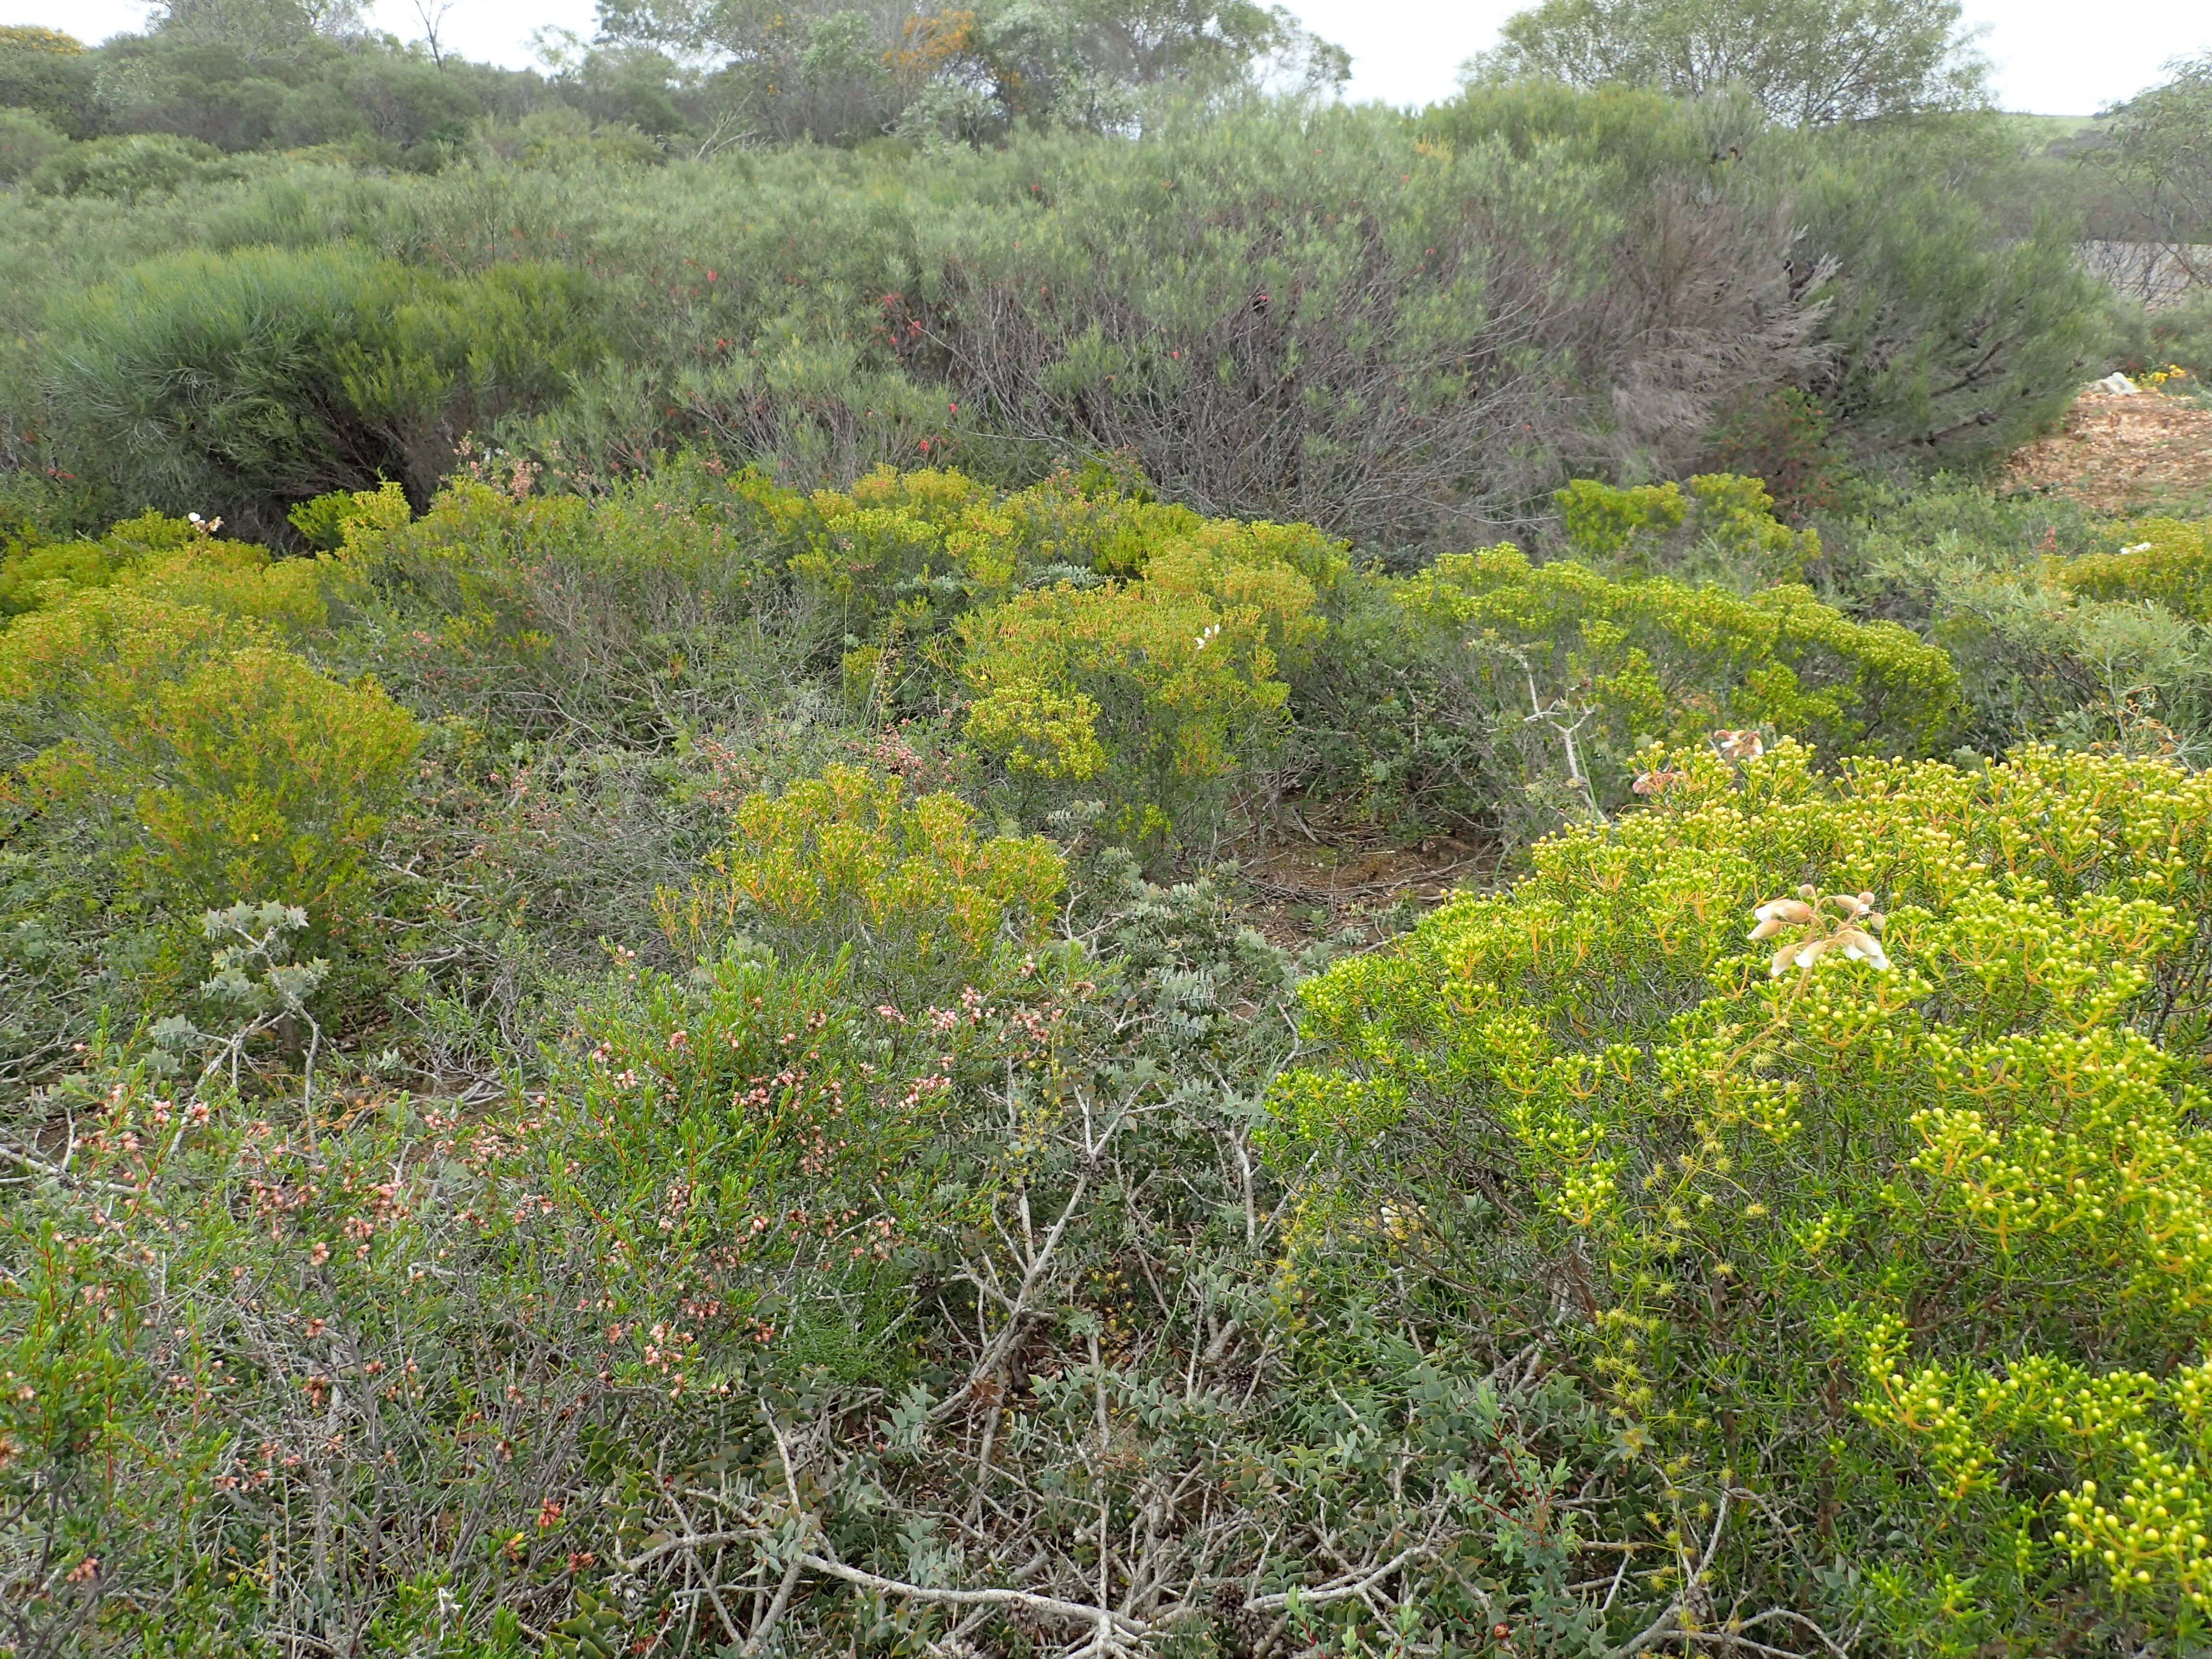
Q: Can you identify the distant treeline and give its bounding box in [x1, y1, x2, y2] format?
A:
[1, 2, 2209, 556]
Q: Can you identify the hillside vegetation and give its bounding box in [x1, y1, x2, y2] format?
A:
[11, 7, 2212, 1657]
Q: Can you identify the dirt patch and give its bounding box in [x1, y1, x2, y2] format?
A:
[2002, 388, 2212, 514]
[1235, 828, 1495, 950]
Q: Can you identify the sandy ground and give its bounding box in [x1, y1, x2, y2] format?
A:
[2001, 387, 2212, 514]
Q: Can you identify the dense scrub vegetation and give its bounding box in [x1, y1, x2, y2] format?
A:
[11, 5, 2212, 1654]
[10, 440, 2212, 1654]
[0, 26, 2168, 550]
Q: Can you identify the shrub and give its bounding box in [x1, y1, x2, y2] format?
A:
[1427, 86, 2108, 473]
[0, 106, 65, 182]
[0, 87, 2113, 540]
[1702, 385, 1851, 521]
[1859, 496, 2212, 757]
[1778, 117, 2108, 465]
[0, 509, 201, 615]
[1288, 542, 1959, 840]
[1269, 742, 2212, 1649]
[1552, 470, 1822, 585]
[328, 470, 789, 744]
[2056, 516, 2212, 619]
[2, 581, 416, 922]
[0, 24, 97, 138]
[286, 479, 411, 552]
[6, 834, 1633, 1659]
[27, 132, 252, 199]
[654, 763, 1064, 1001]
[45, 246, 609, 537]
[785, 466, 1337, 694]
[961, 578, 1296, 849]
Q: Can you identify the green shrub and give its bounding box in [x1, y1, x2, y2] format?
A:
[2056, 517, 2212, 619]
[1289, 542, 1959, 840]
[1270, 742, 2212, 1649]
[0, 24, 98, 138]
[1427, 86, 2109, 472]
[0, 86, 2116, 540]
[45, 246, 609, 536]
[328, 470, 792, 744]
[286, 479, 410, 552]
[1553, 471, 1821, 586]
[0, 106, 65, 182]
[1858, 494, 2212, 758]
[0, 509, 201, 615]
[961, 578, 1297, 850]
[27, 132, 251, 199]
[2112, 290, 2212, 388]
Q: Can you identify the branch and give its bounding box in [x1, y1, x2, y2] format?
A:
[0, 1143, 139, 1196]
[795, 1551, 1145, 1637]
[1244, 1544, 1434, 1614]
[1612, 1487, 1736, 1659]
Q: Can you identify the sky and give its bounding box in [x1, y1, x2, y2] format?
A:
[3, 0, 2209, 117]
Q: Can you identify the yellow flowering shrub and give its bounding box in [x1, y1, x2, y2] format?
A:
[654, 763, 1064, 996]
[0, 512, 325, 631]
[1269, 742, 2212, 1648]
[330, 472, 783, 741]
[781, 468, 1347, 719]
[1396, 542, 1958, 762]
[2, 582, 417, 923]
[2055, 517, 2212, 621]
[1554, 471, 1821, 583]
[959, 580, 1295, 843]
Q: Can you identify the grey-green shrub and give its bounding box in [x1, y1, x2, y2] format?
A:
[45, 244, 609, 537]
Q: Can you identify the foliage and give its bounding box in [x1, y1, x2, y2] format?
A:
[1269, 742, 2212, 1650]
[1474, 0, 1991, 126]
[1288, 540, 1958, 841]
[0, 60, 2200, 1643]
[46, 246, 608, 537]
[1701, 386, 1851, 520]
[0, 24, 97, 138]
[0, 85, 2100, 539]
[594, 0, 1348, 147]
[327, 470, 793, 745]
[0, 509, 201, 616]
[0, 2, 567, 165]
[653, 763, 1066, 1000]
[2055, 516, 2212, 619]
[902, 101, 1827, 545]
[1424, 84, 2107, 474]
[1779, 119, 2110, 465]
[962, 578, 1293, 849]
[1553, 470, 1822, 585]
[3, 798, 1642, 1658]
[27, 132, 255, 200]
[0, 106, 64, 181]
[1855, 489, 2212, 760]
[0, 534, 415, 1073]
[1, 579, 416, 918]
[2097, 52, 2212, 288]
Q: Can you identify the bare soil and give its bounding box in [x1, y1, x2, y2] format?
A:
[1233, 820, 1495, 949]
[2001, 387, 2212, 514]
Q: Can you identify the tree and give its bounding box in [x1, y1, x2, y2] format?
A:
[409, 0, 457, 69]
[147, 0, 369, 56]
[0, 25, 101, 137]
[590, 0, 1346, 146]
[2099, 53, 2212, 290]
[1469, 0, 1989, 127]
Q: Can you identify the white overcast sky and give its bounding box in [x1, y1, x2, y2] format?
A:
[3, 0, 2207, 115]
